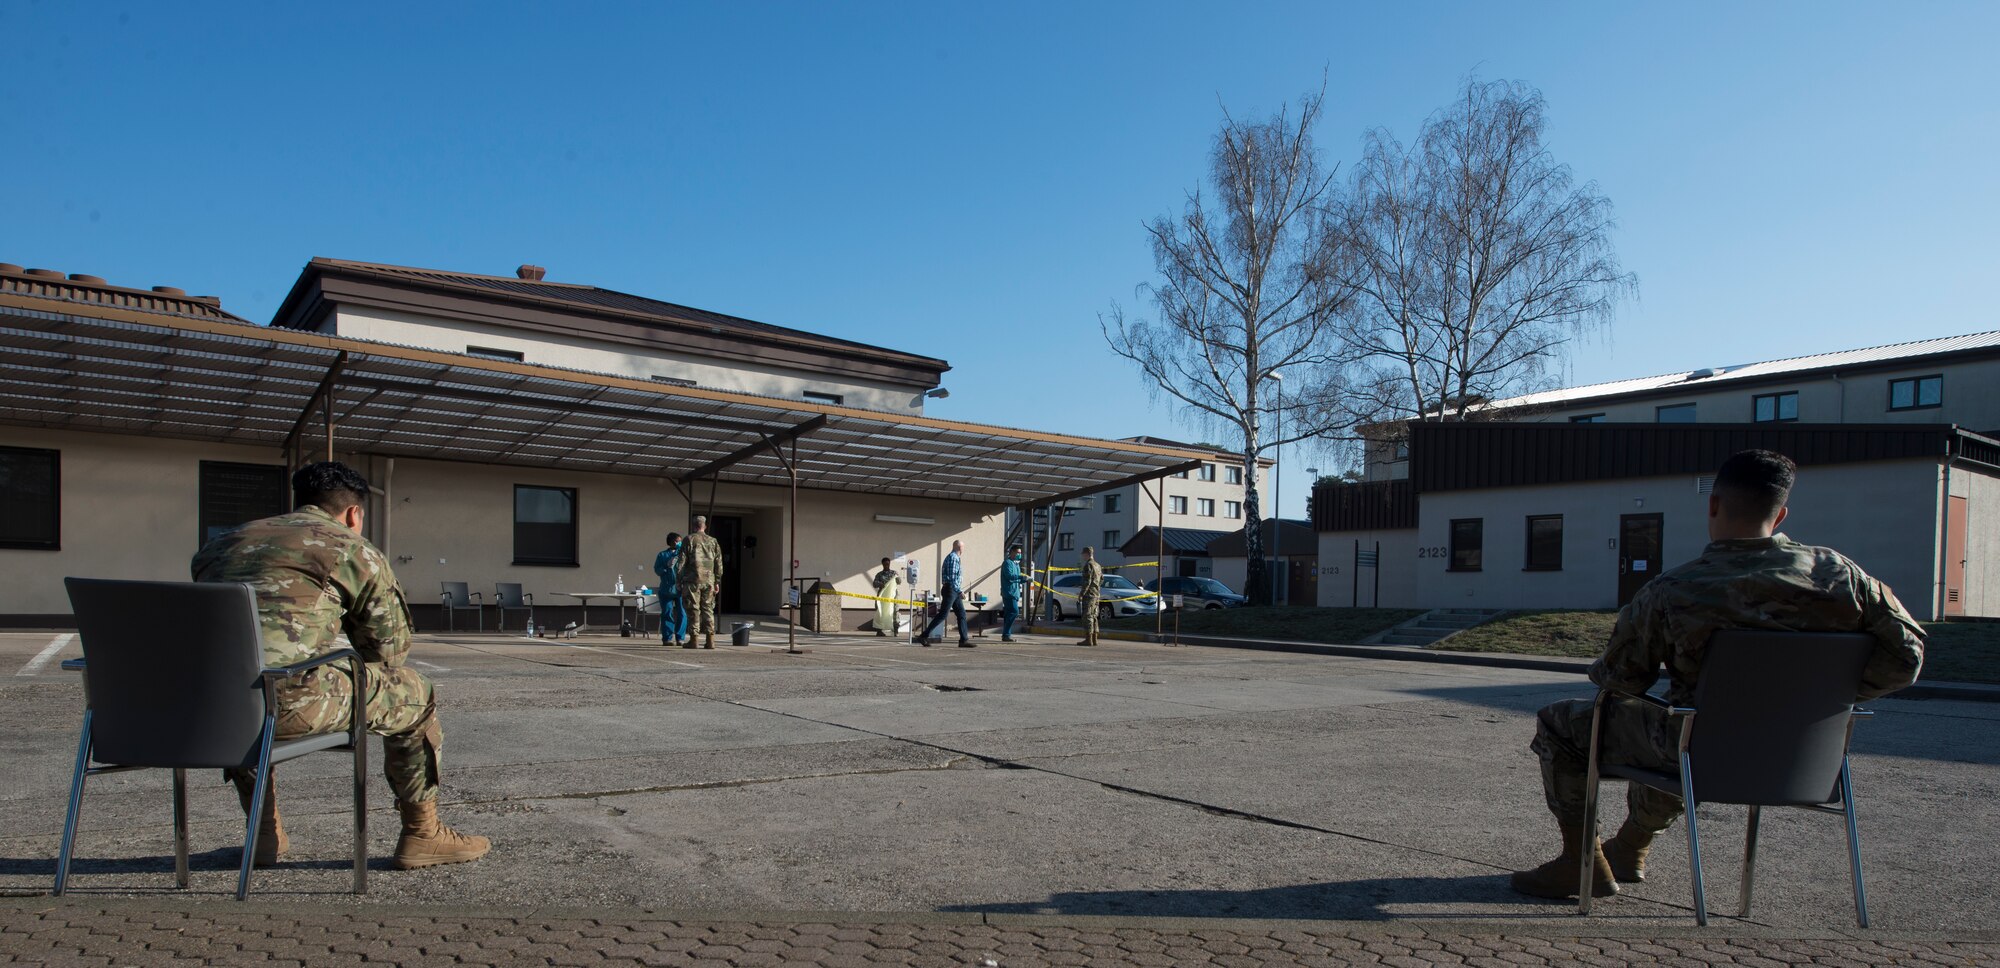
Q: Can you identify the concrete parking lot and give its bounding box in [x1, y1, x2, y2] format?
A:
[3, 626, 1997, 934]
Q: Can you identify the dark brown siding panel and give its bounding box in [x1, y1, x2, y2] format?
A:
[1314, 479, 1418, 532]
[1409, 422, 1956, 493]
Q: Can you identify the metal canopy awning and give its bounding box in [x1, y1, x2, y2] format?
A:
[0, 300, 1209, 508]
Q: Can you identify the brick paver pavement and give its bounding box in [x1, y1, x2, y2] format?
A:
[3, 902, 1997, 967]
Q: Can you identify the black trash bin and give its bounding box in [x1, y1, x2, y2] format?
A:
[731, 622, 752, 647]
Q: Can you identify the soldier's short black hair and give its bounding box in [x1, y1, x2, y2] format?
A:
[292, 461, 369, 512]
[1713, 449, 1795, 521]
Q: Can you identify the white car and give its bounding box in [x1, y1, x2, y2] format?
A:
[1048, 573, 1158, 620]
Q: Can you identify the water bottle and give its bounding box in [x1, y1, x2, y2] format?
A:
[616, 574, 626, 594]
[525, 617, 535, 637]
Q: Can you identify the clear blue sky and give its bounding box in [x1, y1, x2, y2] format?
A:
[6, 2, 1996, 518]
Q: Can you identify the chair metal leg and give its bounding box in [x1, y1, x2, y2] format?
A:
[1680, 749, 1708, 926]
[1840, 758, 1869, 928]
[352, 732, 369, 895]
[237, 718, 277, 901]
[1578, 692, 1610, 914]
[1738, 804, 1760, 917]
[172, 768, 190, 889]
[53, 712, 94, 896]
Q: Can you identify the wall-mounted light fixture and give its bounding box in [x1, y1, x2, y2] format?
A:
[875, 514, 935, 526]
[925, 388, 950, 399]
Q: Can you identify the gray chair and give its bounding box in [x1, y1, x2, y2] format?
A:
[440, 581, 482, 632]
[1580, 629, 1878, 926]
[56, 578, 367, 900]
[494, 582, 534, 631]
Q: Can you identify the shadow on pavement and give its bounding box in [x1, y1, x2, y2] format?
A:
[941, 874, 1563, 921]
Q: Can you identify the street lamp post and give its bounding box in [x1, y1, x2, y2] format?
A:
[1268, 371, 1284, 607]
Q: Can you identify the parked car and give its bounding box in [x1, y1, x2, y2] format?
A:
[1048, 572, 1158, 620]
[1144, 576, 1248, 610]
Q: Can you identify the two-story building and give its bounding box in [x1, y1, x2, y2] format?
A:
[1317, 331, 2000, 619]
[0, 258, 1210, 629]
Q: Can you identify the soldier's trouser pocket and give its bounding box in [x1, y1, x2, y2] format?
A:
[275, 663, 444, 805]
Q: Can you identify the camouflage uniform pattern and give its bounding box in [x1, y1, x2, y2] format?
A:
[1533, 533, 1926, 829]
[679, 531, 724, 636]
[191, 506, 442, 804]
[1079, 559, 1103, 642]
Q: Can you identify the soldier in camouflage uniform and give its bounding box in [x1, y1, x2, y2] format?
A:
[1512, 450, 1925, 899]
[1078, 547, 1103, 646]
[192, 461, 490, 871]
[679, 515, 724, 649]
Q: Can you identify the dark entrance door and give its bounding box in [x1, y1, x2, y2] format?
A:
[714, 515, 744, 613]
[1618, 513, 1664, 606]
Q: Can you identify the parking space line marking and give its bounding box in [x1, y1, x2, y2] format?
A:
[815, 650, 926, 666]
[16, 633, 75, 677]
[413, 660, 451, 672]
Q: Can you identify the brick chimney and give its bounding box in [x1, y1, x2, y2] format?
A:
[516, 265, 546, 281]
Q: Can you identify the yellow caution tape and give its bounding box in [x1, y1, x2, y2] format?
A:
[1029, 579, 1160, 602]
[1045, 561, 1160, 572]
[833, 589, 929, 607]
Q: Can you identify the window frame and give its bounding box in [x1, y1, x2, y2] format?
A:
[1524, 515, 1564, 572]
[802, 390, 845, 405]
[1568, 413, 1606, 424]
[1103, 529, 1121, 548]
[512, 484, 580, 567]
[1448, 518, 1484, 572]
[1169, 495, 1188, 515]
[465, 345, 525, 362]
[1224, 500, 1242, 519]
[1225, 466, 1242, 484]
[1752, 391, 1799, 423]
[1103, 494, 1121, 513]
[197, 460, 289, 550]
[1196, 498, 1215, 517]
[1888, 374, 1943, 411]
[0, 446, 61, 551]
[1058, 532, 1075, 551]
[1198, 463, 1217, 482]
[1655, 403, 1698, 423]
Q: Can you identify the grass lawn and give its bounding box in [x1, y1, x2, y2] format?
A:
[1434, 609, 2000, 685]
[1437, 610, 1618, 658]
[1101, 606, 1425, 645]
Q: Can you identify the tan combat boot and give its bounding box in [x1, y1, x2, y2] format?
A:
[1510, 823, 1618, 899]
[1602, 820, 1657, 883]
[704, 631, 715, 649]
[392, 799, 492, 870]
[230, 771, 287, 867]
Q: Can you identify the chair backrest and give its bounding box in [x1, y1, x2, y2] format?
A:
[64, 577, 271, 769]
[1688, 629, 1876, 806]
[495, 582, 524, 607]
[441, 581, 470, 606]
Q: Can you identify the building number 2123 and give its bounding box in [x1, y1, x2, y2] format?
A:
[1416, 546, 1449, 558]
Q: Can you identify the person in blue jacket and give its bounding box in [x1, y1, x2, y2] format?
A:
[652, 532, 689, 646]
[1000, 544, 1029, 642]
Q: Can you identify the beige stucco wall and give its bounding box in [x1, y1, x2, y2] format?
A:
[1952, 466, 2000, 618]
[0, 428, 1004, 620]
[0, 428, 294, 615]
[1315, 530, 1418, 608]
[1402, 460, 1943, 615]
[331, 306, 928, 414]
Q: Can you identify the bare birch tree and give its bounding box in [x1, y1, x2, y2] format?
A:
[1336, 78, 1635, 435]
[1103, 91, 1359, 606]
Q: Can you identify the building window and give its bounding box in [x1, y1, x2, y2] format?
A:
[1394, 441, 1411, 459]
[514, 485, 578, 566]
[466, 345, 525, 362]
[803, 391, 845, 405]
[1569, 413, 1606, 423]
[1226, 466, 1242, 484]
[1449, 518, 1483, 572]
[1058, 532, 1075, 551]
[1197, 498, 1215, 517]
[0, 446, 60, 550]
[1103, 494, 1121, 513]
[1525, 515, 1563, 571]
[1889, 375, 1943, 411]
[1169, 496, 1188, 514]
[198, 462, 288, 548]
[1753, 392, 1798, 422]
[1171, 468, 1189, 479]
[1198, 464, 1217, 482]
[1655, 403, 1697, 423]
[1224, 500, 1242, 519]
[1103, 530, 1121, 548]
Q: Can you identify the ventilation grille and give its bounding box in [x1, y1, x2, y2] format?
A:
[1695, 475, 1716, 494]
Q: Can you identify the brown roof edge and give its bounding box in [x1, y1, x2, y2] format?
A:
[271, 257, 950, 375]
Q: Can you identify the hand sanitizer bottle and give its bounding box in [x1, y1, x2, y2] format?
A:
[616, 574, 626, 594]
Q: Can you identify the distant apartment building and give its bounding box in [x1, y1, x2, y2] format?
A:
[1318, 331, 2000, 619]
[1010, 439, 1270, 581]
